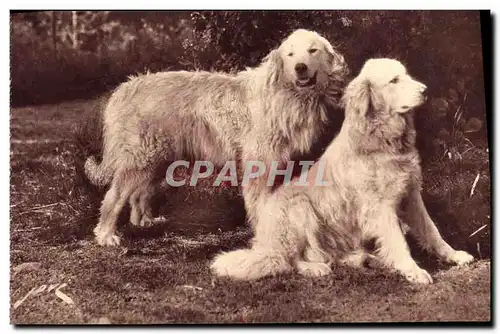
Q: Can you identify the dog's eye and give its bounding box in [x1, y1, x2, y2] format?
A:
[288, 52, 294, 57]
[390, 77, 399, 84]
[308, 48, 318, 54]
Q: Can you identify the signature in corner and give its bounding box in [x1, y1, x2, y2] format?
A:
[13, 283, 74, 310]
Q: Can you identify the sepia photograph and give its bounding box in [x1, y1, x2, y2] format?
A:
[9, 9, 491, 324]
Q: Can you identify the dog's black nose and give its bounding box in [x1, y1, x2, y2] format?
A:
[295, 63, 308, 74]
[421, 86, 428, 96]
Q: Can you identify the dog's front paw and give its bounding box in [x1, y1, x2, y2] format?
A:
[296, 261, 332, 277]
[129, 208, 141, 226]
[403, 267, 433, 285]
[446, 250, 474, 267]
[339, 250, 369, 268]
[130, 212, 154, 228]
[139, 214, 153, 227]
[94, 226, 121, 246]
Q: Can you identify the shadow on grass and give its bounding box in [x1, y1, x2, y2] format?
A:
[37, 186, 249, 253]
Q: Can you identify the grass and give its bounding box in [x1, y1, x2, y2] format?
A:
[10, 98, 491, 324]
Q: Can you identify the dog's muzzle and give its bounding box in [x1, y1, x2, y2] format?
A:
[295, 72, 318, 87]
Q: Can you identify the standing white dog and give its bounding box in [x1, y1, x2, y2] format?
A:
[211, 58, 474, 284]
[84, 29, 349, 246]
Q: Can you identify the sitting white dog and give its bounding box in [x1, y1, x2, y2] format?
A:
[211, 58, 474, 284]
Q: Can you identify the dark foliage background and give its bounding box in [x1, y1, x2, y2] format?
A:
[10, 11, 488, 151]
[10, 11, 490, 257]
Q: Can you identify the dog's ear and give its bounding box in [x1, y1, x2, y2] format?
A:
[262, 49, 283, 86]
[318, 36, 348, 76]
[319, 36, 336, 62]
[342, 77, 376, 118]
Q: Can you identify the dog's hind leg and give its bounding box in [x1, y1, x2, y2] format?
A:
[129, 188, 142, 227]
[138, 186, 154, 226]
[94, 168, 151, 246]
[129, 182, 154, 227]
[300, 236, 333, 276]
[403, 187, 474, 266]
[94, 171, 130, 246]
[365, 204, 433, 284]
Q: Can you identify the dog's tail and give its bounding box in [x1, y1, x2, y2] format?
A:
[66, 92, 113, 238]
[84, 155, 112, 187]
[210, 248, 293, 281]
[72, 91, 112, 194]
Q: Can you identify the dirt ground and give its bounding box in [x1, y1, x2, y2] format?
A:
[10, 99, 491, 324]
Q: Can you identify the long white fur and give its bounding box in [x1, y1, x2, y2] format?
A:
[211, 58, 474, 284]
[85, 29, 349, 246]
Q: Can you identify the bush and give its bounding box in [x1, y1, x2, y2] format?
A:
[11, 12, 486, 128]
[10, 12, 190, 106]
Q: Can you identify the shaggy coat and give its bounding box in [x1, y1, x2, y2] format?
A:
[210, 58, 474, 284]
[85, 29, 349, 246]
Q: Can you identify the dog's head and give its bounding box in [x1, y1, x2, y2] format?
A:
[343, 58, 428, 117]
[263, 29, 348, 92]
[341, 58, 426, 153]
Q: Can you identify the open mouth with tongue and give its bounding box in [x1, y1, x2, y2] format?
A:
[295, 71, 318, 87]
